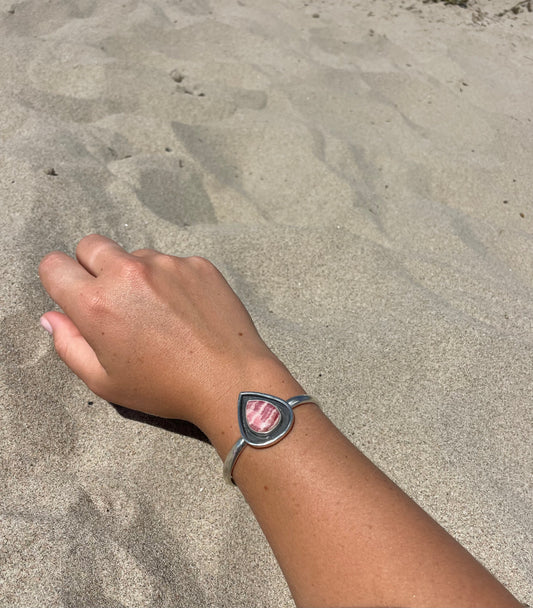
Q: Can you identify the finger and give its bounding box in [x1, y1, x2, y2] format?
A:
[75, 234, 129, 277]
[39, 251, 93, 313]
[40, 311, 109, 396]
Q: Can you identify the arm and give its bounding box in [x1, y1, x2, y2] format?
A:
[38, 234, 521, 608]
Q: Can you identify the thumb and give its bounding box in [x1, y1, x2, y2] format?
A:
[40, 311, 108, 394]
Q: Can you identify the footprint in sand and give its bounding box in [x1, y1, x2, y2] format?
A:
[122, 155, 217, 226]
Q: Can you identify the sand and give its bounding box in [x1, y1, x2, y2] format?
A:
[0, 0, 532, 605]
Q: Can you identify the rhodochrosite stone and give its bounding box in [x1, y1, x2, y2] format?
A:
[245, 399, 281, 433]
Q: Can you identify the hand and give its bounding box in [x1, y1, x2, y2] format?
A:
[38, 234, 286, 430]
[39, 238, 522, 608]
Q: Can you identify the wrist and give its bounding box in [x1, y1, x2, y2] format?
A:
[194, 357, 306, 462]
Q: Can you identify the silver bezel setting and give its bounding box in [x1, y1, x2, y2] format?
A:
[223, 393, 317, 485]
[238, 392, 294, 448]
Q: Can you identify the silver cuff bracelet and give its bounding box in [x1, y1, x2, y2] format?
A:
[223, 392, 317, 485]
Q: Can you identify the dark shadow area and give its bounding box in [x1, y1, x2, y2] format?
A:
[112, 404, 210, 444]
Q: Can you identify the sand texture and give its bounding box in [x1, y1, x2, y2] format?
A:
[1, 0, 532, 605]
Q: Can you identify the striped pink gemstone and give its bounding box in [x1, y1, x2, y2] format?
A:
[245, 400, 281, 433]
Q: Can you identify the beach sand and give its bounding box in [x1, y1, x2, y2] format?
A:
[0, 0, 532, 605]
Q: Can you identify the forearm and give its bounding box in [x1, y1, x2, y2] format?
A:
[201, 365, 521, 608]
[39, 236, 522, 608]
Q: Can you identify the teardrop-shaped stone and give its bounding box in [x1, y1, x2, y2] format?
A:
[245, 399, 281, 434]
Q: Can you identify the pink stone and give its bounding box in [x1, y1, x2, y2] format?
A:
[245, 399, 281, 434]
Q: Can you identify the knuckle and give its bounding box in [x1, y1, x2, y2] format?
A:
[186, 255, 216, 272]
[157, 253, 180, 270]
[131, 248, 157, 257]
[116, 257, 150, 282]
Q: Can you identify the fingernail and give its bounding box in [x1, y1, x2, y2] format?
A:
[40, 316, 53, 335]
